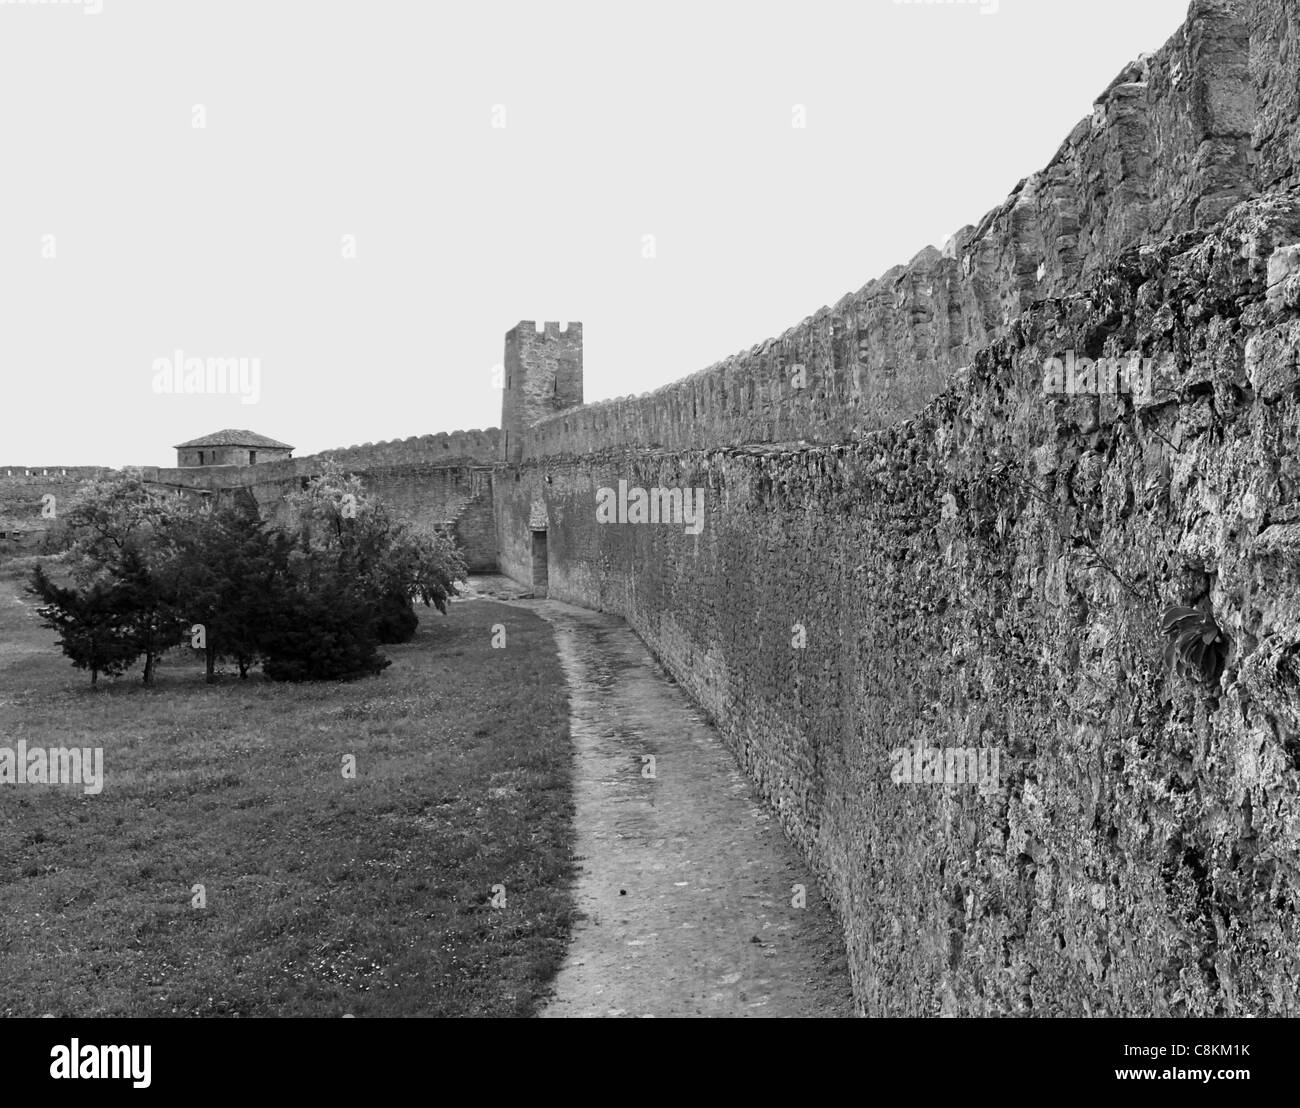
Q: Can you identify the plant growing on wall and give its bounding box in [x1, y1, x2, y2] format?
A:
[1160, 605, 1230, 688]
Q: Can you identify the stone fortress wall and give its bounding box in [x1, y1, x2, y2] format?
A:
[493, 0, 1300, 1014]
[0, 430, 500, 569]
[496, 186, 1300, 1013]
[4, 0, 1300, 1016]
[0, 468, 116, 548]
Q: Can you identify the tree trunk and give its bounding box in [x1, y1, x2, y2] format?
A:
[143, 651, 155, 685]
[206, 644, 216, 684]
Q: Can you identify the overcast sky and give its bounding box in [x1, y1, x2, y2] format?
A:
[0, 0, 1193, 468]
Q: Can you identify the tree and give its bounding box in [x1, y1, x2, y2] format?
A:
[48, 472, 191, 683]
[57, 471, 176, 587]
[380, 519, 465, 616]
[32, 464, 460, 685]
[371, 589, 420, 644]
[164, 496, 282, 681]
[111, 546, 189, 684]
[28, 565, 141, 686]
[257, 567, 392, 682]
[284, 463, 466, 643]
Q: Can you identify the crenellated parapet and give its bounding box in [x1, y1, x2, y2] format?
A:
[519, 0, 1272, 459]
[317, 428, 502, 469]
[0, 467, 117, 482]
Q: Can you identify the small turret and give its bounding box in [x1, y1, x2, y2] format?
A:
[500, 321, 583, 463]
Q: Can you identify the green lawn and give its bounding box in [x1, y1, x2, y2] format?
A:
[0, 556, 575, 1017]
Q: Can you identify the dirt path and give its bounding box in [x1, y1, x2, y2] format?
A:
[519, 598, 854, 1018]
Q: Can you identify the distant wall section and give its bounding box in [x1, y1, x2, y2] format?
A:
[144, 454, 500, 572]
[0, 467, 115, 550]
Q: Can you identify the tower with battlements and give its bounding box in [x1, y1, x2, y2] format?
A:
[500, 321, 583, 463]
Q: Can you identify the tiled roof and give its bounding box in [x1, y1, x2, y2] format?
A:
[173, 430, 294, 450]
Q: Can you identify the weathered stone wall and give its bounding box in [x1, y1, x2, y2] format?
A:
[451, 481, 499, 573]
[0, 467, 116, 522]
[1, 467, 122, 481]
[0, 453, 498, 572]
[494, 470, 541, 589]
[0, 467, 115, 549]
[320, 428, 501, 469]
[357, 464, 497, 571]
[1250, 0, 1300, 190]
[497, 188, 1300, 1015]
[521, 0, 1259, 461]
[142, 458, 498, 571]
[175, 445, 293, 468]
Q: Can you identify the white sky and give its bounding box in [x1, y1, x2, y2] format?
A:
[0, 0, 1193, 467]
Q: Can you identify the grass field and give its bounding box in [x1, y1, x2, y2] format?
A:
[0, 557, 575, 1017]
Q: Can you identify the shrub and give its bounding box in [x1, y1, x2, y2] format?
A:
[28, 564, 144, 686]
[258, 582, 391, 682]
[1160, 605, 1229, 688]
[371, 590, 420, 644]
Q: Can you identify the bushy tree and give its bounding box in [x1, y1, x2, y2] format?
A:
[165, 496, 283, 680]
[27, 564, 140, 686]
[284, 462, 466, 643]
[30, 464, 466, 685]
[257, 567, 391, 682]
[44, 474, 191, 683]
[371, 589, 420, 644]
[57, 471, 176, 586]
[380, 519, 465, 616]
[113, 545, 189, 683]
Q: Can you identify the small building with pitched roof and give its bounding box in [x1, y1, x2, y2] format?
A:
[174, 430, 294, 468]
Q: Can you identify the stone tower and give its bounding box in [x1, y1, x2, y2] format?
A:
[500, 321, 583, 463]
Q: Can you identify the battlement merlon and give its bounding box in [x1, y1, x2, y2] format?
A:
[508, 321, 583, 341]
[0, 466, 116, 481]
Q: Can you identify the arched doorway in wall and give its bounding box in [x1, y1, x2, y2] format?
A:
[530, 529, 548, 597]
